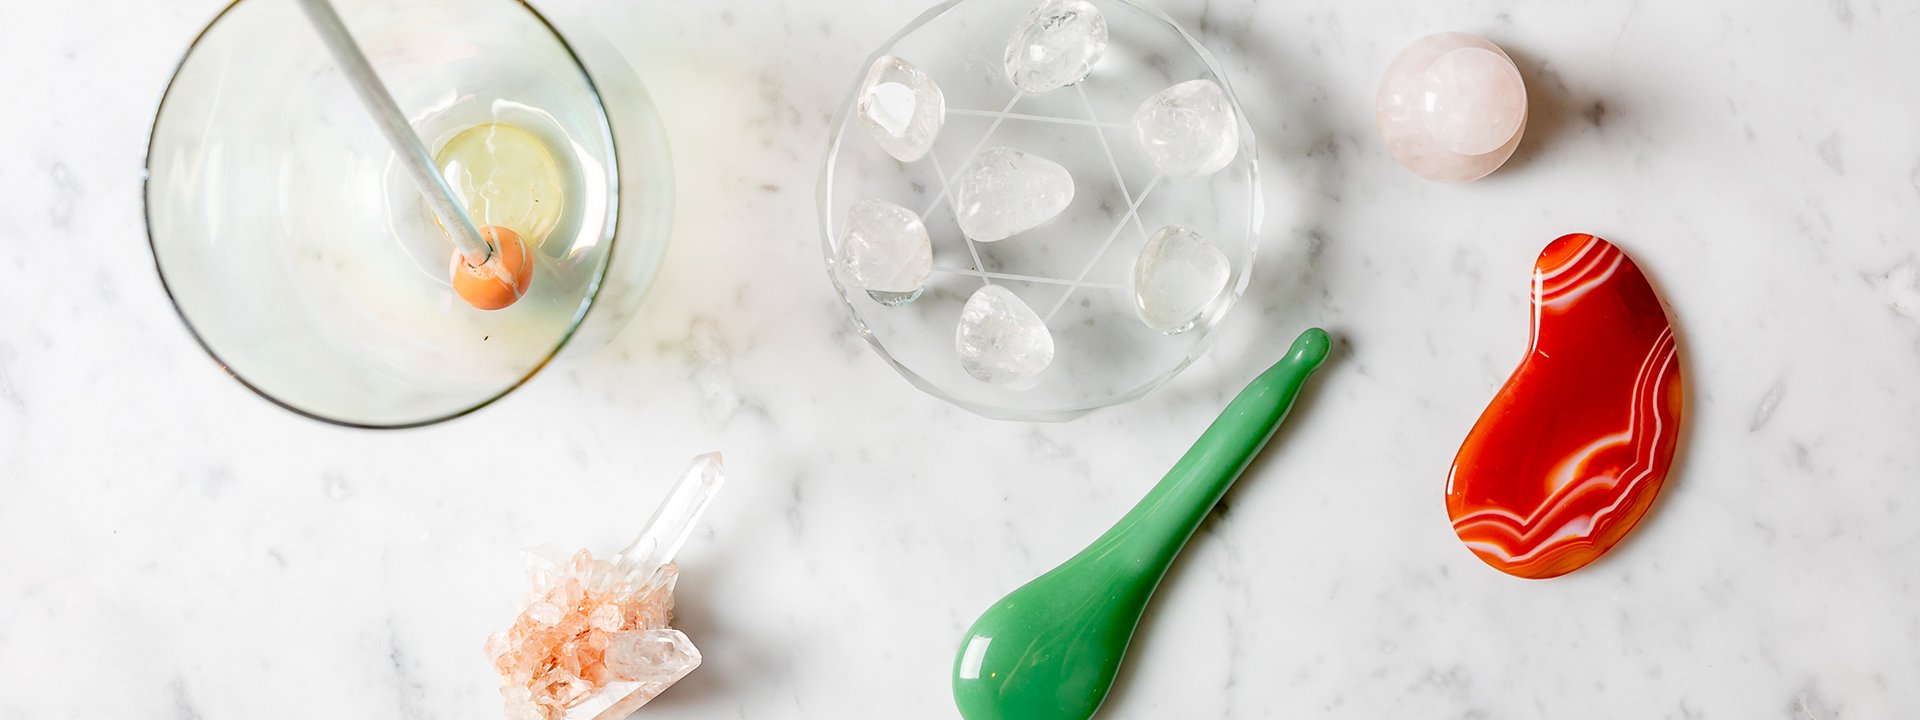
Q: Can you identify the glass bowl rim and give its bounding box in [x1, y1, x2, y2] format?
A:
[143, 0, 627, 429]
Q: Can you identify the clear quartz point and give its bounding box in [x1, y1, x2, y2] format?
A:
[616, 453, 726, 582]
[489, 454, 725, 720]
[566, 629, 702, 720]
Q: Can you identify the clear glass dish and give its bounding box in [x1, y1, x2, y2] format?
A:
[819, 0, 1261, 422]
[145, 0, 672, 428]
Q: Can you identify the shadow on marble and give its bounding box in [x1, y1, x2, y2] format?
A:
[1495, 40, 1597, 176]
[626, 561, 757, 711]
[1199, 25, 1347, 378]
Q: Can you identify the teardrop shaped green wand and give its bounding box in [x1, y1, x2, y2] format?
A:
[953, 328, 1332, 720]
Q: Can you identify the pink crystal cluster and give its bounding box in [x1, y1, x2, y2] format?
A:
[486, 549, 701, 720]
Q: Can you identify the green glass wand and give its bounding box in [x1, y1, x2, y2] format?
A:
[953, 328, 1332, 720]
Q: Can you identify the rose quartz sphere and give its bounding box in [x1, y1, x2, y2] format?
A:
[1377, 32, 1528, 183]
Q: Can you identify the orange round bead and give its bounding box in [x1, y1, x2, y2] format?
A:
[451, 226, 534, 311]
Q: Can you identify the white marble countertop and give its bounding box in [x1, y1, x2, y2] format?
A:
[5, 0, 1919, 717]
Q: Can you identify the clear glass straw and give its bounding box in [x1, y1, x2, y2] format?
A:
[293, 0, 493, 265]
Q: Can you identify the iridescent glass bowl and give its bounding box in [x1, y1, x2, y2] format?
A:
[146, 0, 671, 427]
[819, 0, 1261, 421]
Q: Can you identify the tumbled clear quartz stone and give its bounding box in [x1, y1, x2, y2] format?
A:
[856, 55, 945, 162]
[956, 285, 1055, 384]
[954, 147, 1075, 242]
[1004, 0, 1109, 93]
[1132, 224, 1229, 333]
[1133, 79, 1240, 178]
[836, 199, 932, 305]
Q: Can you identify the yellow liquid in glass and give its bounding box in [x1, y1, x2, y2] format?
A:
[435, 123, 566, 247]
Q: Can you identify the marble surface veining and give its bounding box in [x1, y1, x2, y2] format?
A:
[3, 0, 1919, 717]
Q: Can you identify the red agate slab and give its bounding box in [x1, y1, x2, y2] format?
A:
[1446, 234, 1683, 579]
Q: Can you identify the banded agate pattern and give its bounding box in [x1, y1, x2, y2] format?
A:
[1447, 234, 1684, 579]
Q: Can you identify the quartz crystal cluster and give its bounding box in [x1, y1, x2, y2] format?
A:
[488, 553, 696, 720]
[488, 455, 725, 720]
[836, 0, 1250, 388]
